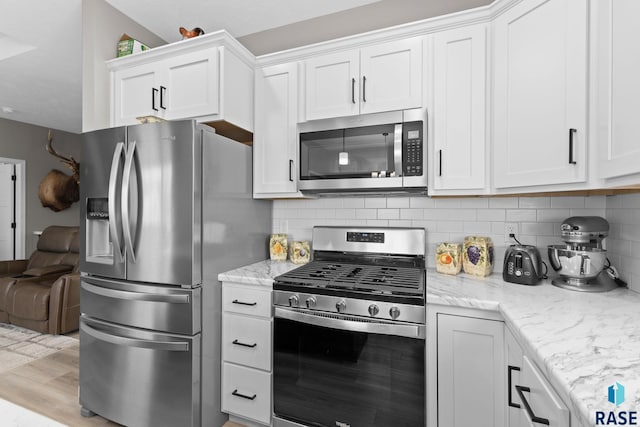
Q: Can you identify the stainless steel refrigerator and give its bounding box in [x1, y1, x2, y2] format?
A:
[78, 120, 271, 427]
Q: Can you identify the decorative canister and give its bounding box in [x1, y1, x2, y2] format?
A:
[435, 242, 463, 275]
[462, 236, 494, 277]
[289, 241, 311, 265]
[269, 234, 288, 261]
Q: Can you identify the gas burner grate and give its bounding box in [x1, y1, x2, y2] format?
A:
[277, 261, 424, 296]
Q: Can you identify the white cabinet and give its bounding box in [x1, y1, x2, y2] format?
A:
[437, 313, 505, 427]
[253, 62, 305, 198]
[596, 0, 640, 181]
[108, 32, 254, 141]
[505, 326, 570, 427]
[430, 23, 487, 194]
[304, 37, 422, 120]
[492, 0, 588, 189]
[221, 282, 273, 426]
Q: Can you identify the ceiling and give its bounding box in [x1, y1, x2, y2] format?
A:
[0, 0, 486, 135]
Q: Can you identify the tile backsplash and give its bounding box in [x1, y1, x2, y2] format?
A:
[271, 193, 640, 293]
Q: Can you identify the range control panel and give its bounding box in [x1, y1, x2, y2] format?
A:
[347, 231, 385, 244]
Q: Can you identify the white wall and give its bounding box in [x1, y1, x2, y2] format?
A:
[271, 194, 640, 292]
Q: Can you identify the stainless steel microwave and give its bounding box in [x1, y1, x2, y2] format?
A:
[298, 108, 427, 195]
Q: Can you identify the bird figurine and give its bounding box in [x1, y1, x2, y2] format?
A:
[179, 27, 205, 39]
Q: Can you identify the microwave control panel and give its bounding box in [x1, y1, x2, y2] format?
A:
[402, 121, 423, 176]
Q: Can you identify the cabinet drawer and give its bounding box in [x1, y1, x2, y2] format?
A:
[222, 362, 271, 425]
[222, 284, 271, 318]
[518, 356, 570, 426]
[222, 313, 271, 370]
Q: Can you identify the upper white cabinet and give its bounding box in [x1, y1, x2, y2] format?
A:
[596, 0, 640, 180]
[253, 62, 305, 198]
[430, 23, 488, 194]
[108, 32, 254, 140]
[304, 37, 422, 121]
[493, 0, 588, 189]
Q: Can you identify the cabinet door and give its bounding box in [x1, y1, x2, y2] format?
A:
[597, 0, 640, 179]
[437, 314, 505, 427]
[432, 25, 486, 191]
[162, 48, 219, 120]
[493, 0, 587, 188]
[112, 63, 159, 126]
[518, 356, 570, 426]
[254, 63, 303, 197]
[360, 37, 422, 115]
[505, 326, 524, 427]
[305, 50, 359, 120]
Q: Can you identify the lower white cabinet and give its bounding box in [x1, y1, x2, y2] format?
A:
[505, 326, 570, 427]
[221, 282, 273, 426]
[437, 313, 505, 427]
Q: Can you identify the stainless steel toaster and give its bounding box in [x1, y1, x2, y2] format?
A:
[503, 245, 543, 285]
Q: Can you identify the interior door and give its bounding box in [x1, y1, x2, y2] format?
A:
[0, 163, 15, 260]
[124, 121, 199, 287]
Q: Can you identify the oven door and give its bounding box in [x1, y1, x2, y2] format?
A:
[273, 307, 425, 427]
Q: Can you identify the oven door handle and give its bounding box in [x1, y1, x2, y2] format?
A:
[275, 307, 425, 339]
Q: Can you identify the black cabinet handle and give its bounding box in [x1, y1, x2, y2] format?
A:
[232, 339, 257, 348]
[508, 365, 521, 408]
[232, 389, 257, 401]
[438, 150, 443, 177]
[152, 88, 159, 112]
[515, 385, 550, 425]
[569, 128, 577, 165]
[351, 78, 356, 104]
[160, 86, 167, 110]
[362, 76, 367, 102]
[289, 159, 294, 182]
[232, 299, 257, 306]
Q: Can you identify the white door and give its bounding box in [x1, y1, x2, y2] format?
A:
[493, 0, 587, 188]
[598, 0, 640, 179]
[437, 314, 505, 427]
[253, 63, 304, 197]
[112, 63, 160, 126]
[432, 25, 487, 192]
[163, 48, 220, 120]
[305, 50, 360, 120]
[0, 163, 15, 260]
[360, 37, 422, 114]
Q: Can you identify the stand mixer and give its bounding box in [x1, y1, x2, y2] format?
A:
[547, 216, 618, 292]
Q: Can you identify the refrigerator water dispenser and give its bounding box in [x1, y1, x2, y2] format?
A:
[85, 198, 113, 264]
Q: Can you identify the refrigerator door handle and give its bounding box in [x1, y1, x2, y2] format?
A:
[108, 142, 125, 262]
[81, 321, 190, 352]
[122, 140, 137, 263]
[81, 280, 191, 304]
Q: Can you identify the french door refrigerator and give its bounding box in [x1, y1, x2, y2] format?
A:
[79, 120, 271, 427]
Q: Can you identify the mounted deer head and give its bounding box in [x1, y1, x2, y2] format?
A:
[38, 130, 80, 212]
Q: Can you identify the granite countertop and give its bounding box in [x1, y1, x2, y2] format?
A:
[219, 261, 640, 427]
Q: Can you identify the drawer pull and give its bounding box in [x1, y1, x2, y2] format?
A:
[232, 339, 257, 348]
[232, 299, 257, 307]
[515, 385, 550, 425]
[232, 389, 257, 401]
[508, 365, 521, 408]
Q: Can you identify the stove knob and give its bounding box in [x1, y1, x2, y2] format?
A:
[288, 295, 299, 307]
[336, 299, 347, 313]
[389, 306, 401, 320]
[305, 296, 317, 309]
[368, 304, 379, 317]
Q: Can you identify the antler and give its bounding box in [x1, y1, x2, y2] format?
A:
[47, 130, 80, 181]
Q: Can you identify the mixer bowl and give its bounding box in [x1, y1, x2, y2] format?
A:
[547, 245, 607, 280]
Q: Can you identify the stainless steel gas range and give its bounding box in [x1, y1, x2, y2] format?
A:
[272, 226, 426, 427]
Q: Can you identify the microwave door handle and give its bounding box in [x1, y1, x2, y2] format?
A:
[393, 124, 403, 176]
[108, 142, 125, 262]
[122, 140, 136, 263]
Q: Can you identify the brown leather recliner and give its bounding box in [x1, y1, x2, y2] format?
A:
[0, 225, 80, 334]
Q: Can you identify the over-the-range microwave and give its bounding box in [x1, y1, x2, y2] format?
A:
[298, 108, 427, 195]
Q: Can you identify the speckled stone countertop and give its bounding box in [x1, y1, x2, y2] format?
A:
[219, 261, 640, 427]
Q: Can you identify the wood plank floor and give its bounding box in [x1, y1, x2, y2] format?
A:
[0, 338, 245, 427]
